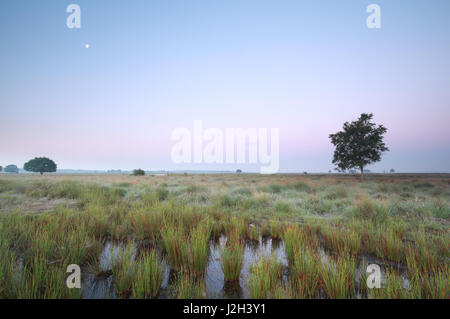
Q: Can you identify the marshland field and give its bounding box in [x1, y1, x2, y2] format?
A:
[0, 173, 448, 299]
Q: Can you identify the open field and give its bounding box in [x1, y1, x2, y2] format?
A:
[0, 173, 448, 299]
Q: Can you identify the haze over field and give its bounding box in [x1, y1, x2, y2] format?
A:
[1, 1, 449, 172]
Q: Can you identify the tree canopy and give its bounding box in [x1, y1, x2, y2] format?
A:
[24, 157, 57, 175]
[329, 113, 389, 177]
[4, 164, 19, 173]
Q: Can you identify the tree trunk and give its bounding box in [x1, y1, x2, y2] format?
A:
[40, 172, 43, 175]
[360, 166, 364, 181]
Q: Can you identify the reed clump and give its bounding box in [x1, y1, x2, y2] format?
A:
[248, 255, 284, 298]
[131, 250, 166, 298]
[220, 240, 244, 282]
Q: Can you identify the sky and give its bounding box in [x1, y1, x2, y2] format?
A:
[1, 0, 449, 173]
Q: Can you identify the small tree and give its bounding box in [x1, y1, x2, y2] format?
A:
[24, 157, 57, 175]
[0, 166, 2, 172]
[329, 113, 389, 179]
[4, 164, 19, 174]
[236, 169, 242, 174]
[132, 168, 145, 176]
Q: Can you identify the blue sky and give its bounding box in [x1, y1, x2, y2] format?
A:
[1, 1, 449, 172]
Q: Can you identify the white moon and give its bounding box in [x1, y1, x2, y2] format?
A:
[85, 44, 90, 49]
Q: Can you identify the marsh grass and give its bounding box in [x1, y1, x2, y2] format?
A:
[290, 181, 312, 193]
[373, 227, 405, 263]
[0, 174, 449, 299]
[283, 225, 319, 261]
[270, 220, 283, 240]
[131, 250, 166, 298]
[426, 199, 450, 220]
[247, 225, 260, 242]
[0, 229, 18, 298]
[261, 223, 271, 238]
[161, 223, 189, 269]
[127, 208, 162, 241]
[274, 201, 292, 214]
[111, 242, 136, 298]
[226, 216, 247, 244]
[187, 221, 211, 277]
[289, 246, 320, 298]
[321, 225, 361, 256]
[406, 248, 449, 298]
[283, 225, 303, 263]
[266, 184, 282, 194]
[220, 240, 244, 282]
[211, 220, 224, 240]
[319, 255, 356, 299]
[175, 269, 205, 298]
[322, 186, 348, 200]
[247, 255, 283, 298]
[15, 253, 82, 299]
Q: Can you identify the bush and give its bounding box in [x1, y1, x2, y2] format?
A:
[132, 169, 145, 176]
[3, 165, 18, 174]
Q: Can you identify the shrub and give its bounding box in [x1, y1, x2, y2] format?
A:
[132, 169, 145, 176]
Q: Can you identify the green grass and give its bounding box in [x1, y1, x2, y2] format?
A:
[131, 250, 166, 298]
[161, 223, 189, 269]
[111, 241, 136, 298]
[220, 240, 244, 282]
[321, 225, 361, 256]
[289, 246, 320, 298]
[187, 221, 211, 277]
[175, 269, 205, 298]
[270, 220, 283, 240]
[319, 255, 356, 299]
[248, 255, 283, 298]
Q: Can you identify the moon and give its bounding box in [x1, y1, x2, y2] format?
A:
[85, 44, 90, 49]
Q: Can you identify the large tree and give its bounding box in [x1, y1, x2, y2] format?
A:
[329, 113, 389, 178]
[24, 157, 57, 175]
